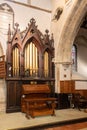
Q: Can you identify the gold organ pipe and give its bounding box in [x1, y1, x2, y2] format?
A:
[24, 42, 38, 76]
[44, 52, 46, 70]
[34, 45, 36, 72]
[26, 45, 28, 70]
[47, 52, 48, 76]
[44, 52, 48, 77]
[24, 47, 26, 70]
[26, 46, 27, 70]
[47, 52, 49, 76]
[14, 48, 16, 75]
[13, 49, 15, 75]
[33, 44, 35, 70]
[30, 42, 32, 75]
[36, 47, 38, 70]
[28, 44, 30, 70]
[12, 47, 19, 76]
[16, 47, 17, 75]
[16, 48, 19, 75]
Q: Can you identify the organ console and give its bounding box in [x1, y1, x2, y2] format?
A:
[21, 84, 56, 118]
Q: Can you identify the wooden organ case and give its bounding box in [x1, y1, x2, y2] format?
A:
[6, 18, 55, 113]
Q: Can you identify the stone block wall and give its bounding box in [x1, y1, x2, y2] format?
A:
[0, 79, 6, 112]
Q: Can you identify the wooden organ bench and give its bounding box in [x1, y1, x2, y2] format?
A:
[21, 84, 56, 119]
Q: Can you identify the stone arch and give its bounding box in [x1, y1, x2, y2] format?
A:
[57, 0, 87, 63]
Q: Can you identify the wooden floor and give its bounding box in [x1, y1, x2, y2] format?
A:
[45, 121, 87, 130]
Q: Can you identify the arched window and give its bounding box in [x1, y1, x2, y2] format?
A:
[72, 44, 77, 71]
[24, 42, 38, 77]
[44, 51, 49, 77]
[12, 47, 19, 76]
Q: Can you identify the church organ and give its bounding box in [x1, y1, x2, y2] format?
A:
[6, 18, 55, 113]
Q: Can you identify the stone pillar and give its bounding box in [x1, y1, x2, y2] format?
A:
[0, 79, 6, 112]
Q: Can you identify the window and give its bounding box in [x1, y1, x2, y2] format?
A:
[72, 44, 77, 71]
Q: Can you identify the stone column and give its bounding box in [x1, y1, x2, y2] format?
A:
[0, 79, 6, 112]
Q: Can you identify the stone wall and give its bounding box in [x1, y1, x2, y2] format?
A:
[0, 79, 6, 112]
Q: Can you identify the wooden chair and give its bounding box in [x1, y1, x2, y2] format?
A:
[72, 93, 87, 111]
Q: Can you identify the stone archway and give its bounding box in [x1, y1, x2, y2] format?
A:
[54, 0, 87, 93]
[57, 0, 87, 63]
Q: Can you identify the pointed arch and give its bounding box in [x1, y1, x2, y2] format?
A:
[57, 0, 87, 63]
[0, 3, 14, 13]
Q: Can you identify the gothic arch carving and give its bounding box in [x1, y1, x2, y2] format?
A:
[0, 3, 14, 14]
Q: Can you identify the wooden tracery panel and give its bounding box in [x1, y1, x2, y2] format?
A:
[6, 18, 54, 79]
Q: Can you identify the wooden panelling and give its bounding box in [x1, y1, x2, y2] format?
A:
[60, 80, 75, 93]
[0, 55, 6, 78]
[75, 90, 87, 99]
[60, 80, 87, 99]
[6, 80, 22, 113]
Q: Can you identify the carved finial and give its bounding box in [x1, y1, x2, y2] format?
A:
[30, 18, 36, 24]
[44, 29, 50, 44]
[8, 24, 11, 42]
[51, 33, 53, 39]
[50, 33, 54, 47]
[15, 23, 19, 29]
[45, 29, 49, 35]
[28, 23, 29, 27]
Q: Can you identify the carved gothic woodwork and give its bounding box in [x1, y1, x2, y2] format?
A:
[6, 18, 55, 112]
[6, 18, 54, 79]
